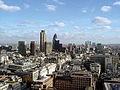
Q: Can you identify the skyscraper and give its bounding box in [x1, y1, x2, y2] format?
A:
[85, 41, 91, 48]
[40, 30, 46, 52]
[30, 41, 36, 56]
[52, 33, 66, 52]
[45, 42, 52, 55]
[95, 43, 104, 54]
[18, 41, 26, 56]
[53, 33, 57, 50]
[68, 43, 73, 52]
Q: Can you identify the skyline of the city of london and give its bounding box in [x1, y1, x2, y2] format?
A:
[1, 0, 120, 44]
[1, 1, 120, 90]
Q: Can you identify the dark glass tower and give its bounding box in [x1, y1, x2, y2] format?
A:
[53, 33, 57, 50]
[18, 41, 26, 56]
[30, 41, 36, 56]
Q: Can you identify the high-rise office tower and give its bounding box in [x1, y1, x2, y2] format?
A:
[45, 42, 52, 55]
[18, 41, 26, 56]
[40, 30, 46, 52]
[68, 43, 73, 52]
[30, 41, 36, 56]
[85, 41, 91, 48]
[53, 33, 57, 50]
[95, 43, 104, 54]
[52, 33, 66, 52]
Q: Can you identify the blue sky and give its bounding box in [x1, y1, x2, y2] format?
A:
[0, 0, 120, 44]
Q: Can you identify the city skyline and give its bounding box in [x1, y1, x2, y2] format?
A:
[0, 0, 120, 44]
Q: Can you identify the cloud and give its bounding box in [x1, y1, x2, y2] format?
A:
[92, 16, 112, 24]
[0, 27, 3, 31]
[113, 29, 120, 32]
[58, 32, 89, 44]
[17, 24, 26, 27]
[101, 6, 111, 12]
[113, 1, 120, 5]
[70, 21, 76, 24]
[54, 28, 59, 31]
[82, 9, 87, 13]
[0, 30, 40, 44]
[7, 25, 15, 28]
[49, 22, 65, 27]
[0, 0, 21, 12]
[53, 0, 64, 5]
[74, 26, 81, 30]
[58, 31, 120, 44]
[46, 4, 56, 11]
[23, 3, 30, 9]
[23, 20, 39, 26]
[87, 26, 112, 30]
[103, 26, 112, 29]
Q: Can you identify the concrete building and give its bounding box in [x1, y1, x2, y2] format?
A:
[22, 69, 40, 83]
[95, 43, 104, 54]
[40, 63, 56, 77]
[85, 41, 91, 47]
[8, 62, 37, 72]
[18, 41, 26, 56]
[90, 63, 101, 77]
[0, 83, 9, 90]
[90, 55, 112, 73]
[0, 75, 23, 90]
[53, 71, 92, 90]
[31, 76, 53, 90]
[40, 30, 46, 52]
[85, 41, 91, 53]
[30, 41, 36, 56]
[0, 45, 12, 54]
[104, 83, 120, 90]
[45, 42, 52, 55]
[0, 54, 9, 65]
[68, 43, 73, 52]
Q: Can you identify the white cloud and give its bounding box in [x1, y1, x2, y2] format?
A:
[103, 26, 112, 29]
[0, 0, 21, 12]
[7, 25, 15, 28]
[54, 28, 60, 31]
[23, 20, 39, 26]
[113, 1, 120, 5]
[46, 4, 56, 11]
[101, 6, 111, 12]
[53, 0, 64, 5]
[82, 9, 87, 13]
[49, 22, 65, 27]
[74, 26, 81, 30]
[70, 21, 76, 24]
[114, 29, 120, 32]
[92, 16, 112, 24]
[17, 24, 26, 27]
[23, 3, 30, 9]
[87, 26, 112, 30]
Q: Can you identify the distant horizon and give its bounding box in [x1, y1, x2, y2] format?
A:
[1, 42, 120, 46]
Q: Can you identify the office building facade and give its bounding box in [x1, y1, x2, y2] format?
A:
[18, 41, 26, 56]
[45, 42, 52, 55]
[40, 30, 46, 52]
[30, 41, 36, 56]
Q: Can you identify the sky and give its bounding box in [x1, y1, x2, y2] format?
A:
[0, 0, 120, 44]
